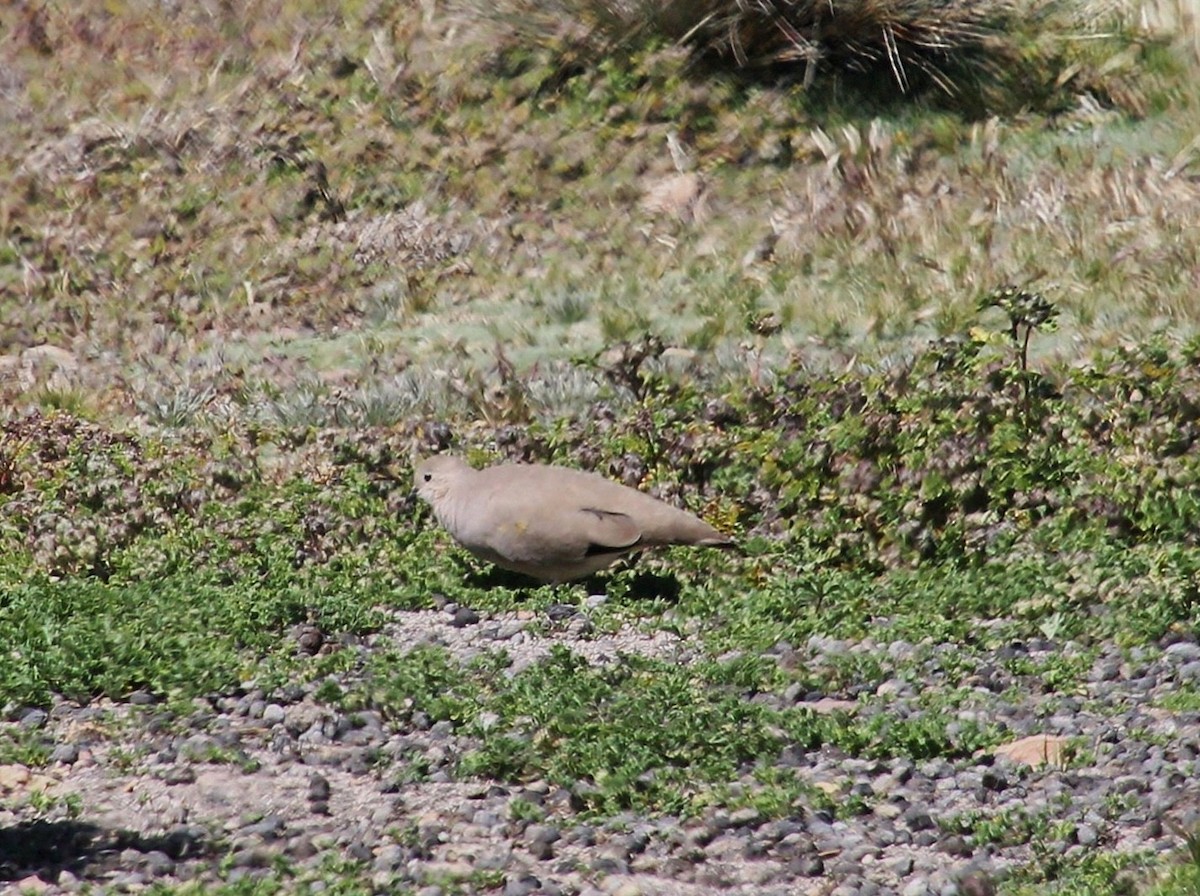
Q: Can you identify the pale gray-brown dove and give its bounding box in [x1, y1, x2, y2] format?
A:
[414, 455, 734, 583]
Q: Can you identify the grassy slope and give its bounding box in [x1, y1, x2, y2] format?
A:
[4, 1, 1200, 893]
[2, 1, 1200, 422]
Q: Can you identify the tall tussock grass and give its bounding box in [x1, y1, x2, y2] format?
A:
[461, 0, 1180, 112]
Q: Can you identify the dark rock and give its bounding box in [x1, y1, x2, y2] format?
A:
[525, 824, 561, 846]
[591, 856, 629, 875]
[789, 855, 824, 876]
[346, 839, 373, 862]
[939, 834, 974, 857]
[230, 847, 272, 868]
[890, 856, 915, 876]
[472, 810, 503, 829]
[570, 825, 596, 847]
[50, 743, 79, 764]
[18, 709, 49, 729]
[981, 769, 1007, 792]
[141, 850, 176, 877]
[308, 774, 332, 802]
[904, 807, 936, 831]
[242, 815, 286, 840]
[504, 874, 542, 896]
[373, 844, 406, 872]
[450, 606, 481, 628]
[958, 871, 998, 896]
[1164, 640, 1200, 660]
[162, 766, 196, 785]
[279, 684, 305, 704]
[161, 825, 208, 859]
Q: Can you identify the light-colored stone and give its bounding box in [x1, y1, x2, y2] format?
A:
[809, 698, 860, 715]
[0, 764, 32, 791]
[991, 734, 1070, 767]
[14, 874, 51, 894]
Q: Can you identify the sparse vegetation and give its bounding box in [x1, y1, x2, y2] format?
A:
[3, 0, 1200, 892]
[3, 0, 1199, 424]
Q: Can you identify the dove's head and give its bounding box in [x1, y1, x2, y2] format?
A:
[413, 455, 472, 505]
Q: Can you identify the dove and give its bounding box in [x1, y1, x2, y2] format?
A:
[414, 455, 734, 583]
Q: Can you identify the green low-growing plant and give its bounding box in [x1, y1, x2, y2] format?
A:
[182, 743, 262, 774]
[338, 643, 1001, 815]
[25, 789, 83, 821]
[0, 727, 53, 767]
[1147, 862, 1200, 896]
[1001, 850, 1150, 895]
[1154, 688, 1200, 713]
[4, 328, 1200, 710]
[507, 797, 547, 824]
[143, 853, 380, 895]
[946, 805, 1064, 847]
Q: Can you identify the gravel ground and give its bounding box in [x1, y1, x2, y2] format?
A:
[3, 607, 1200, 895]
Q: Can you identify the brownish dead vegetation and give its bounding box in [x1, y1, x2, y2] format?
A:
[0, 0, 1196, 427]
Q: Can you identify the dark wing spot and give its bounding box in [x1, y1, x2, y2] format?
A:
[584, 541, 636, 557]
[582, 508, 626, 521]
[580, 507, 643, 554]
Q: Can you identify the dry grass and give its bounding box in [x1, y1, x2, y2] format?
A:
[0, 0, 1198, 425]
[473, 0, 1023, 97]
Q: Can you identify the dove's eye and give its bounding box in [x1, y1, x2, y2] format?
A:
[423, 473, 433, 482]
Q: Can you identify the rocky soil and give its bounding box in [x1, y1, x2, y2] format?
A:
[3, 606, 1200, 895]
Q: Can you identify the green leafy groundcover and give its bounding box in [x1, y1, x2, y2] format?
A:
[0, 566, 398, 708]
[354, 644, 997, 816]
[0, 575, 270, 706]
[2, 331, 1200, 711]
